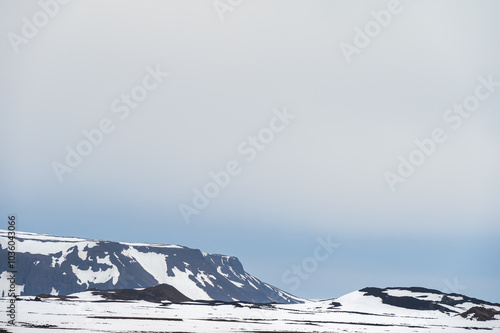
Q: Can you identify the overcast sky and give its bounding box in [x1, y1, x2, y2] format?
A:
[1, 0, 499, 302]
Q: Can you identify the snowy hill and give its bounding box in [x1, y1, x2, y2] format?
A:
[332, 287, 500, 317]
[1, 286, 499, 332]
[0, 230, 301, 304]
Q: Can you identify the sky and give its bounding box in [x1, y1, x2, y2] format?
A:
[1, 0, 499, 302]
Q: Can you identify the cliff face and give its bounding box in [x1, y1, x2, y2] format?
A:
[0, 230, 301, 303]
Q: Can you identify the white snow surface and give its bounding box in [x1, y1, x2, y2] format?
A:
[0, 271, 24, 297]
[384, 288, 443, 302]
[1, 294, 499, 333]
[164, 267, 212, 300]
[121, 246, 169, 283]
[120, 246, 212, 300]
[71, 263, 120, 287]
[0, 229, 185, 252]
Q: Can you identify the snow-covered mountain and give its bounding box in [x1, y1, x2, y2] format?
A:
[0, 230, 301, 304]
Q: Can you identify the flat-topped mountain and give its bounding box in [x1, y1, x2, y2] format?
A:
[0, 230, 301, 304]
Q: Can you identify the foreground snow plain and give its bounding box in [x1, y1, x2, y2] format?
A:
[2, 290, 500, 333]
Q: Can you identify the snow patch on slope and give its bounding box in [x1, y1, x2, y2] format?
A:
[121, 246, 167, 284]
[384, 289, 443, 302]
[0, 271, 24, 297]
[71, 263, 119, 287]
[195, 271, 215, 288]
[17, 238, 97, 256]
[164, 267, 212, 301]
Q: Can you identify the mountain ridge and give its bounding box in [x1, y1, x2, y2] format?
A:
[0, 229, 302, 304]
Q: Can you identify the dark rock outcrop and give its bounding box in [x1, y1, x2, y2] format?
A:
[460, 307, 500, 321]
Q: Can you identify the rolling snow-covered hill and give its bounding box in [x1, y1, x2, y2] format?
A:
[0, 230, 301, 304]
[1, 286, 499, 332]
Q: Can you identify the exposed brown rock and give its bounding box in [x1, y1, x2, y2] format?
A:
[460, 306, 500, 321]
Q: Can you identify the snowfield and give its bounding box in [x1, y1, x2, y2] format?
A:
[1, 291, 500, 333]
